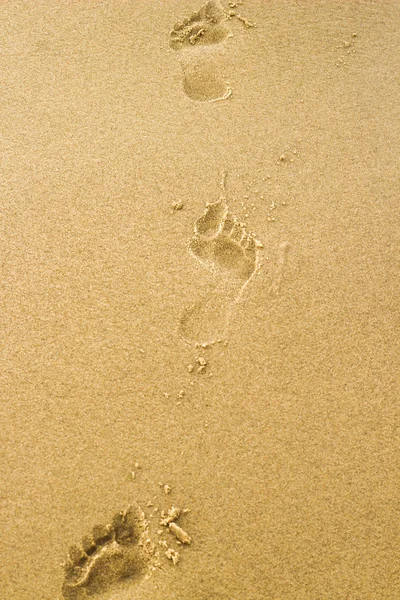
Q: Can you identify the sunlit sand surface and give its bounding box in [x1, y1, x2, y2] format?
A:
[0, 1, 398, 599]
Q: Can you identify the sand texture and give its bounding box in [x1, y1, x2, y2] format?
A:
[0, 1, 399, 599]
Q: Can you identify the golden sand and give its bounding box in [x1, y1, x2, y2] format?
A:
[0, 1, 398, 599]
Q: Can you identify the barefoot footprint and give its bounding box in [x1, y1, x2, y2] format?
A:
[62, 505, 153, 599]
[179, 172, 262, 344]
[169, 0, 232, 102]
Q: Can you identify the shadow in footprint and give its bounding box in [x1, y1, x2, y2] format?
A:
[170, 0, 232, 102]
[179, 172, 262, 344]
[62, 506, 152, 599]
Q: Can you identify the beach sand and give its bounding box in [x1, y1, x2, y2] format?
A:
[0, 1, 399, 599]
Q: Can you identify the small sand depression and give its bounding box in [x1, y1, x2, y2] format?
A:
[170, 0, 232, 102]
[179, 172, 262, 344]
[62, 505, 154, 600]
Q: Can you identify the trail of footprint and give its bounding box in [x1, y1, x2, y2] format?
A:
[179, 172, 262, 344]
[62, 505, 154, 599]
[169, 0, 232, 102]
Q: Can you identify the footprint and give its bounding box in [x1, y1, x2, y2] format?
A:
[169, 0, 232, 102]
[179, 172, 262, 344]
[62, 505, 153, 599]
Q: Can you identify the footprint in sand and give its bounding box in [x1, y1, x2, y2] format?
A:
[169, 0, 232, 102]
[62, 505, 153, 599]
[179, 172, 262, 344]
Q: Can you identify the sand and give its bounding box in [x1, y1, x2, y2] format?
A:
[0, 1, 399, 599]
